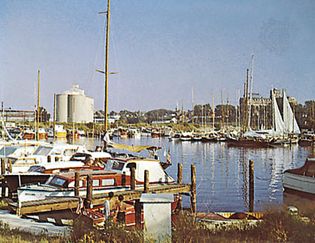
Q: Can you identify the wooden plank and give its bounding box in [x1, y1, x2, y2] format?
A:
[16, 198, 80, 215]
[13, 184, 191, 215]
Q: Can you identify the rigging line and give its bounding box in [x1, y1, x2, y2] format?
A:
[89, 17, 104, 85]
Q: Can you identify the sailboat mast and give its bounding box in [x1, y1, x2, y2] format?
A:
[104, 0, 111, 132]
[36, 69, 40, 141]
[53, 93, 56, 140]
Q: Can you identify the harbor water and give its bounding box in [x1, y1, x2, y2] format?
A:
[73, 136, 312, 212]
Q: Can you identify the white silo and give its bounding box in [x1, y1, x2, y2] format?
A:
[68, 94, 94, 123]
[55, 84, 94, 123]
[56, 94, 68, 122]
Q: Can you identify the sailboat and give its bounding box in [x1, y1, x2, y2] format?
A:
[270, 90, 300, 146]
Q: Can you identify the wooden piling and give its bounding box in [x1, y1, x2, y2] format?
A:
[1, 159, 5, 175]
[130, 167, 136, 190]
[1, 159, 5, 198]
[86, 174, 93, 208]
[7, 159, 12, 173]
[190, 164, 196, 214]
[249, 160, 254, 212]
[122, 172, 126, 187]
[177, 163, 183, 210]
[135, 199, 142, 228]
[144, 170, 149, 193]
[74, 172, 80, 197]
[177, 163, 183, 184]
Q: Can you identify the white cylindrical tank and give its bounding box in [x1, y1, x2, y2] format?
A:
[68, 94, 94, 123]
[56, 94, 68, 122]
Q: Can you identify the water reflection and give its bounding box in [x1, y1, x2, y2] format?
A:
[68, 137, 311, 212]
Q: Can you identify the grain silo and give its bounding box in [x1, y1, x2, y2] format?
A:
[56, 84, 94, 123]
[56, 94, 68, 122]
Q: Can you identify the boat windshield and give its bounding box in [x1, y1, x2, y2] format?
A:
[49, 176, 67, 187]
[0, 146, 18, 156]
[106, 159, 125, 171]
[28, 165, 45, 173]
[34, 146, 52, 156]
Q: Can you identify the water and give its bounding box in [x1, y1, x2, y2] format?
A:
[72, 136, 312, 212]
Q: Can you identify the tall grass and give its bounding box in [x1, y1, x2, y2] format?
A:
[1, 207, 315, 242]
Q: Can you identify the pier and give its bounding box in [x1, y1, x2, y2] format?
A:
[8, 163, 196, 217]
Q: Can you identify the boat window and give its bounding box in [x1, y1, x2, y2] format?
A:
[112, 161, 125, 170]
[0, 146, 18, 157]
[107, 160, 125, 171]
[70, 153, 87, 162]
[101, 179, 115, 186]
[34, 146, 52, 156]
[93, 180, 100, 187]
[49, 176, 67, 187]
[27, 165, 45, 173]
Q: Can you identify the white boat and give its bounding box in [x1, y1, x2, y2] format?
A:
[17, 157, 174, 202]
[11, 143, 88, 173]
[283, 157, 315, 196]
[0, 145, 38, 159]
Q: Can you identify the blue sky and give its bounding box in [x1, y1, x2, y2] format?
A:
[0, 0, 314, 113]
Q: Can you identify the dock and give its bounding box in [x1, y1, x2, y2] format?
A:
[10, 183, 191, 215]
[8, 163, 196, 216]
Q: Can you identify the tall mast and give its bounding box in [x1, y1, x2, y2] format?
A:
[36, 69, 40, 141]
[247, 54, 254, 130]
[53, 93, 56, 140]
[104, 0, 111, 131]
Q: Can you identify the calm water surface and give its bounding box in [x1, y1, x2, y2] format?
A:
[73, 137, 313, 212]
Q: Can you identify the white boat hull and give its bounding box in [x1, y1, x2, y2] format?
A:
[283, 172, 315, 195]
[18, 185, 129, 203]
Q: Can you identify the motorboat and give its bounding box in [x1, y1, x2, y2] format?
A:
[17, 157, 175, 202]
[283, 157, 315, 196]
[11, 143, 88, 173]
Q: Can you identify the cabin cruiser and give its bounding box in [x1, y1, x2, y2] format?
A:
[283, 157, 315, 196]
[10, 143, 87, 173]
[0, 144, 38, 159]
[17, 157, 174, 202]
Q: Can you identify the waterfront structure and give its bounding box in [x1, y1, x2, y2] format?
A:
[56, 85, 94, 123]
[240, 87, 300, 132]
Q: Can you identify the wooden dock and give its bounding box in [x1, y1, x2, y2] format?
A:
[10, 183, 191, 215]
[6, 163, 196, 217]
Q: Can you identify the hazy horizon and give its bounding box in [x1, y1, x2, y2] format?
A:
[1, 0, 314, 113]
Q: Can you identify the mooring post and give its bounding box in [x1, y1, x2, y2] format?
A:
[131, 167, 136, 190]
[177, 163, 183, 210]
[1, 159, 5, 175]
[177, 163, 183, 184]
[74, 172, 80, 197]
[135, 199, 142, 228]
[7, 159, 12, 173]
[122, 172, 126, 187]
[249, 160, 254, 212]
[144, 170, 149, 193]
[191, 164, 196, 214]
[85, 174, 93, 208]
[1, 159, 5, 198]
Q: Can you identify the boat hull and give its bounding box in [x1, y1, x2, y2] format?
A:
[283, 172, 315, 195]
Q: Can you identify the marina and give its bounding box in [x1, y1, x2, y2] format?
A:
[0, 0, 314, 241]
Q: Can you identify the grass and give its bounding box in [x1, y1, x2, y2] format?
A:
[1, 206, 315, 242]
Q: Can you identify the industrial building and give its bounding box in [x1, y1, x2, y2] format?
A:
[56, 85, 94, 123]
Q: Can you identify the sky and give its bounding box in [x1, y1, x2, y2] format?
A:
[0, 0, 314, 113]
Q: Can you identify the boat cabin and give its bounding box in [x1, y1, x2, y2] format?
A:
[105, 157, 174, 183]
